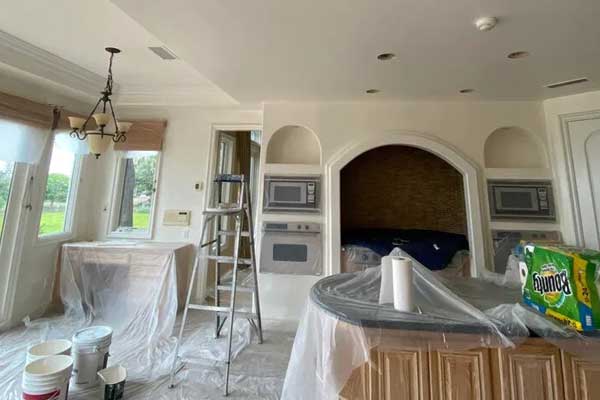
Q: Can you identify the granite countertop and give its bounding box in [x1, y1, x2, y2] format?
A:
[310, 272, 523, 335]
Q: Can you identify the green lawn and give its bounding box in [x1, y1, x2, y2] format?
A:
[38, 211, 66, 235]
[35, 210, 150, 236]
[133, 211, 150, 229]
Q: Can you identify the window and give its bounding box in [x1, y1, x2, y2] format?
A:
[0, 160, 15, 243]
[38, 140, 80, 237]
[109, 151, 160, 238]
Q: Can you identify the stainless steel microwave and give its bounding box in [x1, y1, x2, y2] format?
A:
[263, 175, 320, 213]
[488, 180, 555, 221]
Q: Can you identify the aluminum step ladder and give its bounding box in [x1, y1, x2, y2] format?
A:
[168, 174, 263, 396]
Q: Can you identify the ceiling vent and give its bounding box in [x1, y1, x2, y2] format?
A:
[546, 77, 589, 89]
[148, 46, 178, 60]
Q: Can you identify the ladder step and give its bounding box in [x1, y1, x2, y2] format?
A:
[217, 285, 255, 293]
[216, 310, 257, 319]
[218, 230, 251, 237]
[203, 207, 244, 215]
[215, 174, 245, 183]
[207, 255, 252, 265]
[188, 304, 231, 313]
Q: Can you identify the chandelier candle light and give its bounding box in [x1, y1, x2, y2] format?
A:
[68, 47, 131, 158]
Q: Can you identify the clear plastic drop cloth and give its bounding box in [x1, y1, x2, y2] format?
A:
[0, 242, 286, 399]
[281, 248, 528, 400]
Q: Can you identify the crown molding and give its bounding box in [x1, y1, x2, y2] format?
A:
[0, 30, 107, 99]
[114, 84, 237, 107]
[0, 30, 237, 107]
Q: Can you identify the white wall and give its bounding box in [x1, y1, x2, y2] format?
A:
[258, 100, 549, 319]
[543, 90, 600, 246]
[89, 106, 262, 245]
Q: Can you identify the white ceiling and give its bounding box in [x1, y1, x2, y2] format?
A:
[0, 0, 236, 106]
[112, 0, 600, 102]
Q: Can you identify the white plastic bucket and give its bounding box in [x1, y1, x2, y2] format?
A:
[71, 326, 113, 387]
[98, 365, 127, 400]
[26, 340, 72, 365]
[22, 355, 73, 400]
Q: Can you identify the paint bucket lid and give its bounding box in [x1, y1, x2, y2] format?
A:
[28, 339, 72, 358]
[72, 326, 112, 346]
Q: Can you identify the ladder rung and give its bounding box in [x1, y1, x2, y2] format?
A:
[214, 174, 245, 183]
[188, 304, 230, 313]
[207, 255, 252, 265]
[217, 285, 255, 293]
[218, 230, 251, 237]
[216, 311, 257, 319]
[203, 207, 244, 215]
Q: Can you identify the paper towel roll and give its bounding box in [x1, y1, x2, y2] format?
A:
[392, 257, 414, 312]
[378, 256, 394, 305]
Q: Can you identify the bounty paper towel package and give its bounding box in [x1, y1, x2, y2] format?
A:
[522, 244, 600, 331]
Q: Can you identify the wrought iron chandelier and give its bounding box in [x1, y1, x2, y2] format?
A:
[68, 47, 131, 158]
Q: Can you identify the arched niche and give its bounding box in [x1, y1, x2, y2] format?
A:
[484, 127, 548, 168]
[266, 125, 321, 165]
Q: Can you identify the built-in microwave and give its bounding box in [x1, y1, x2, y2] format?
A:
[488, 180, 556, 221]
[263, 175, 320, 213]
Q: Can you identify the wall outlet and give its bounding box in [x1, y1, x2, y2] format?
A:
[194, 182, 204, 191]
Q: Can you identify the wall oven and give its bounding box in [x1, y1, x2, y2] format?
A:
[263, 175, 320, 213]
[488, 180, 556, 220]
[260, 222, 322, 276]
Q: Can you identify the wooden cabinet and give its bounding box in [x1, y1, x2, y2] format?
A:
[491, 339, 564, 400]
[561, 351, 600, 400]
[339, 348, 429, 400]
[340, 340, 600, 400]
[430, 349, 493, 400]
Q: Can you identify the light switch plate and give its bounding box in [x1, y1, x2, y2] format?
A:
[163, 210, 191, 226]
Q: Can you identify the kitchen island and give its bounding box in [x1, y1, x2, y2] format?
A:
[282, 269, 600, 400]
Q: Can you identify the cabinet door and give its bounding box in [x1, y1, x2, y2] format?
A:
[561, 351, 600, 400]
[375, 348, 430, 400]
[492, 340, 564, 400]
[430, 348, 493, 400]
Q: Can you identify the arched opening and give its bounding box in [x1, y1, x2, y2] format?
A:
[340, 145, 471, 276]
[326, 132, 486, 278]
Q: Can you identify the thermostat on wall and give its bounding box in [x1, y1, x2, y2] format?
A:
[163, 210, 191, 226]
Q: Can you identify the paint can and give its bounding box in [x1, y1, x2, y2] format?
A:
[97, 365, 127, 400]
[22, 355, 73, 400]
[71, 326, 113, 387]
[26, 340, 72, 365]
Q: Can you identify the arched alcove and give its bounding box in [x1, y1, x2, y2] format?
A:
[266, 125, 321, 164]
[326, 131, 486, 278]
[484, 127, 548, 168]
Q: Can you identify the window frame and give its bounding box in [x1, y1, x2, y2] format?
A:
[107, 150, 161, 240]
[35, 137, 83, 243]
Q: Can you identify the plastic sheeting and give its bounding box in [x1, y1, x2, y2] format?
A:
[0, 241, 291, 399]
[282, 248, 600, 400]
[282, 249, 527, 400]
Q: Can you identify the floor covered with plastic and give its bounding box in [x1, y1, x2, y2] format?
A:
[0, 312, 297, 399]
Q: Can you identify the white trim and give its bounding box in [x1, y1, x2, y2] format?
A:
[325, 131, 486, 277]
[195, 123, 262, 301]
[35, 140, 83, 243]
[106, 151, 162, 240]
[558, 110, 600, 247]
[0, 162, 30, 327]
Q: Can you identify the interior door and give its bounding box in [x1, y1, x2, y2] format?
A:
[565, 117, 600, 249]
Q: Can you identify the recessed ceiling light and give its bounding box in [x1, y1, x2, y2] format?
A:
[365, 89, 380, 94]
[377, 53, 396, 61]
[459, 88, 475, 93]
[475, 17, 498, 31]
[507, 51, 530, 59]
